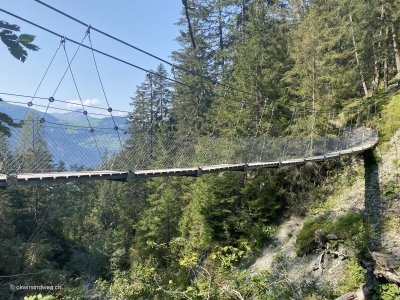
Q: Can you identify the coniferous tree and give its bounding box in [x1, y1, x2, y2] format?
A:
[0, 134, 12, 173]
[211, 1, 290, 138]
[14, 113, 52, 173]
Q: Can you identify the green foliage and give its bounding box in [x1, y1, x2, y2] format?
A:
[14, 113, 52, 172]
[24, 295, 55, 300]
[0, 20, 39, 62]
[338, 258, 366, 294]
[0, 110, 21, 137]
[94, 262, 162, 300]
[380, 93, 400, 141]
[373, 283, 400, 300]
[295, 213, 365, 256]
[383, 181, 400, 200]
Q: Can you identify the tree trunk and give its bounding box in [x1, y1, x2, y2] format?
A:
[384, 54, 388, 88]
[241, 0, 247, 32]
[218, 0, 225, 71]
[310, 55, 316, 154]
[183, 0, 196, 49]
[349, 13, 369, 97]
[391, 24, 400, 75]
[375, 270, 400, 285]
[371, 44, 380, 91]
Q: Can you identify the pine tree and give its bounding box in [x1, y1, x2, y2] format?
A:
[14, 113, 52, 173]
[0, 134, 12, 173]
[125, 65, 173, 169]
[210, 1, 290, 138]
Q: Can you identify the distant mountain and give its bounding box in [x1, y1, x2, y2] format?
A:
[52, 111, 128, 128]
[52, 111, 95, 123]
[1, 102, 129, 169]
[0, 101, 59, 123]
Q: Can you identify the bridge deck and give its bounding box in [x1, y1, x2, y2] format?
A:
[0, 137, 378, 189]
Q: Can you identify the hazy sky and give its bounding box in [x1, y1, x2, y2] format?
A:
[0, 0, 183, 117]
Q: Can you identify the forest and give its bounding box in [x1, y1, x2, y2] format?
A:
[1, 0, 400, 299]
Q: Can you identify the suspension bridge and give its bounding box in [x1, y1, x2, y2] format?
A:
[0, 117, 378, 189]
[0, 4, 380, 189]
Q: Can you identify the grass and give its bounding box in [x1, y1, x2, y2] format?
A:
[337, 258, 366, 295]
[295, 213, 365, 256]
[379, 92, 400, 142]
[383, 181, 400, 201]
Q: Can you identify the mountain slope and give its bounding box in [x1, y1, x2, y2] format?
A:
[249, 93, 400, 298]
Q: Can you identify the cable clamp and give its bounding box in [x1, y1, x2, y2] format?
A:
[6, 174, 17, 190]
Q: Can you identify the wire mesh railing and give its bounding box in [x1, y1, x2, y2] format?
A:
[0, 120, 378, 175]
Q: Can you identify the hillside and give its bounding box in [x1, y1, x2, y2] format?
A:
[250, 93, 400, 299]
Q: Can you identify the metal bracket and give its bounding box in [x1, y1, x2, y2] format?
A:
[126, 170, 135, 182]
[6, 174, 18, 190]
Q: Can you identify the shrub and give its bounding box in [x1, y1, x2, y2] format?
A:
[337, 258, 366, 294]
[295, 213, 365, 256]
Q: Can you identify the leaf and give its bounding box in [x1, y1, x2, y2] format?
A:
[0, 21, 20, 31]
[19, 34, 35, 44]
[20, 41, 40, 51]
[1, 30, 27, 62]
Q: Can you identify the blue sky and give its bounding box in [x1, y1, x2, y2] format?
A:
[0, 0, 183, 117]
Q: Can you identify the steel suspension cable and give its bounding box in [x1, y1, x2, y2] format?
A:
[258, 107, 275, 162]
[0, 8, 267, 111]
[61, 39, 103, 161]
[282, 108, 298, 160]
[23, 39, 63, 120]
[0, 92, 131, 115]
[249, 98, 269, 161]
[307, 108, 317, 156]
[32, 0, 259, 99]
[87, 28, 124, 152]
[41, 33, 88, 119]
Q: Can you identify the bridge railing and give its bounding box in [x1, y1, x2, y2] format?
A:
[0, 122, 377, 174]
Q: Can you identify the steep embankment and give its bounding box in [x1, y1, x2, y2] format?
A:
[250, 93, 400, 298]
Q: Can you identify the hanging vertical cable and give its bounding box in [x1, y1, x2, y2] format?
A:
[87, 27, 124, 153]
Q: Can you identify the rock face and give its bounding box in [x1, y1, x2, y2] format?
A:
[315, 229, 329, 248]
[372, 252, 400, 271]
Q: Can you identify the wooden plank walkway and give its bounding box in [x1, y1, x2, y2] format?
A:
[0, 137, 378, 189]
